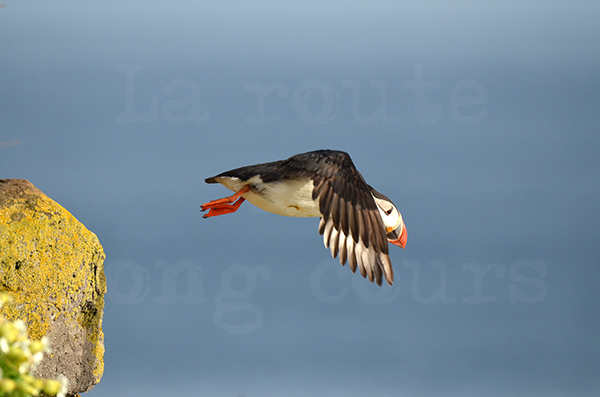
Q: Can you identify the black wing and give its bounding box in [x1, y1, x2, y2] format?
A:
[283, 150, 394, 286]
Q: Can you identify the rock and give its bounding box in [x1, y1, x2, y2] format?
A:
[0, 179, 106, 394]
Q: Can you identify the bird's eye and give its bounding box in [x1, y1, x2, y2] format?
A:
[385, 209, 392, 215]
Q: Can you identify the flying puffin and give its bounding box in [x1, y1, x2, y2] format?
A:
[201, 150, 407, 286]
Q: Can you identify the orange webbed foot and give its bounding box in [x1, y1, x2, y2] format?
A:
[202, 197, 246, 218]
[201, 185, 250, 218]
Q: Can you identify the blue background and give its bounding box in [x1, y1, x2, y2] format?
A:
[2, 1, 599, 396]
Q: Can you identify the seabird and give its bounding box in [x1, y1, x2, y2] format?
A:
[201, 149, 407, 286]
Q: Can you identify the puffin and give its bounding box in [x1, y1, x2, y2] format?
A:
[201, 150, 407, 286]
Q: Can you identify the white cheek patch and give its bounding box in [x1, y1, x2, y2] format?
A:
[373, 196, 401, 233]
[378, 207, 401, 233]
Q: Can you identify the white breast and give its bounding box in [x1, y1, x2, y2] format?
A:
[215, 176, 321, 218]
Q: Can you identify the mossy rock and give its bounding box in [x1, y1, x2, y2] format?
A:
[0, 179, 106, 394]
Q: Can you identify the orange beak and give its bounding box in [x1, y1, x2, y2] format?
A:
[389, 223, 407, 249]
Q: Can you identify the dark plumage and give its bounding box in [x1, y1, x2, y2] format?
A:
[202, 150, 407, 286]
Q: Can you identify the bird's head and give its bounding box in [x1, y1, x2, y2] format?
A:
[371, 188, 407, 249]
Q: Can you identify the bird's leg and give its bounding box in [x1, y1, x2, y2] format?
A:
[202, 197, 246, 218]
[201, 185, 251, 218]
[201, 185, 251, 208]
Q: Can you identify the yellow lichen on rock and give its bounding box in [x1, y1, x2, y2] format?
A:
[0, 179, 106, 394]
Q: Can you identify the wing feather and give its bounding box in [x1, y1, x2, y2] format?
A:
[323, 218, 334, 248]
[338, 232, 348, 266]
[282, 150, 394, 286]
[356, 239, 367, 279]
[330, 191, 340, 228]
[347, 234, 357, 273]
[329, 225, 340, 258]
[318, 217, 326, 235]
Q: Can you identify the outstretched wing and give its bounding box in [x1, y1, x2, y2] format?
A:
[284, 150, 394, 286]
